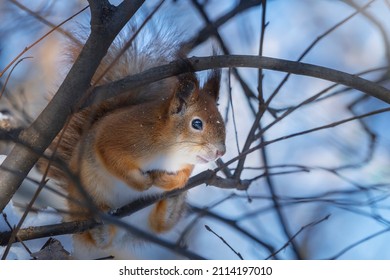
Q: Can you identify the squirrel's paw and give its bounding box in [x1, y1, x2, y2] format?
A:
[125, 169, 153, 191]
[149, 193, 187, 233]
[149, 169, 190, 191]
[89, 224, 116, 249]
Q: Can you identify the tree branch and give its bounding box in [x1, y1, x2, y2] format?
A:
[0, 1, 145, 212]
[184, 0, 262, 48]
[85, 55, 390, 109]
[0, 169, 249, 247]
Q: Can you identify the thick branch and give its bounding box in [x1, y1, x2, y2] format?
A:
[0, 169, 249, 246]
[0, 220, 98, 246]
[85, 55, 390, 109]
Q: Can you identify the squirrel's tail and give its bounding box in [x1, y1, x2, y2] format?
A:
[67, 24, 184, 85]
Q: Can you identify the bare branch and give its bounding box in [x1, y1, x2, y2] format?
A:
[8, 0, 80, 44]
[189, 204, 276, 256]
[329, 226, 390, 260]
[204, 224, 244, 260]
[86, 55, 390, 110]
[266, 0, 376, 105]
[184, 0, 262, 48]
[265, 215, 331, 260]
[0, 167, 250, 250]
[0, 1, 145, 212]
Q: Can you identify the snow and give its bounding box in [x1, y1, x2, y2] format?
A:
[0, 155, 71, 259]
[0, 202, 70, 260]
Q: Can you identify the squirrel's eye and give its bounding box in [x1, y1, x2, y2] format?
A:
[191, 118, 203, 130]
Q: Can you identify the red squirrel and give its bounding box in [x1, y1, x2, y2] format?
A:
[38, 28, 226, 258]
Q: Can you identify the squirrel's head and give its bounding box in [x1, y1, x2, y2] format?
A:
[166, 70, 226, 165]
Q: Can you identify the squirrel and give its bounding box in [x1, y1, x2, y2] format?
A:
[37, 26, 226, 259]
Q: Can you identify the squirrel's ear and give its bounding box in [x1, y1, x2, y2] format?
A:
[203, 68, 221, 101]
[170, 73, 199, 115]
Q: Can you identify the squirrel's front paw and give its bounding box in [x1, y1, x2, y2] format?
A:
[125, 169, 153, 191]
[148, 170, 189, 191]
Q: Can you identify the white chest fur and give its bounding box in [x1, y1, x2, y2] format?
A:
[141, 150, 192, 173]
[89, 149, 191, 210]
[88, 166, 164, 210]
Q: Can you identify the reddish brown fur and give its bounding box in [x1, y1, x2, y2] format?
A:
[149, 200, 168, 233]
[149, 165, 193, 191]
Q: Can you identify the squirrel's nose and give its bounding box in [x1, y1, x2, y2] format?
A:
[215, 144, 226, 158]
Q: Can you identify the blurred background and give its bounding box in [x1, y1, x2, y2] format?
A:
[0, 0, 390, 259]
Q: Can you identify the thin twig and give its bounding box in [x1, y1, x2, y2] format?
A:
[8, 0, 80, 44]
[189, 204, 276, 256]
[218, 106, 390, 173]
[1, 213, 34, 258]
[204, 224, 244, 260]
[329, 226, 390, 260]
[265, 0, 375, 106]
[265, 215, 331, 260]
[0, 5, 88, 78]
[1, 178, 49, 260]
[0, 57, 33, 99]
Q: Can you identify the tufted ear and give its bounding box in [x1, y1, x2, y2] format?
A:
[203, 68, 221, 101]
[169, 73, 199, 115]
